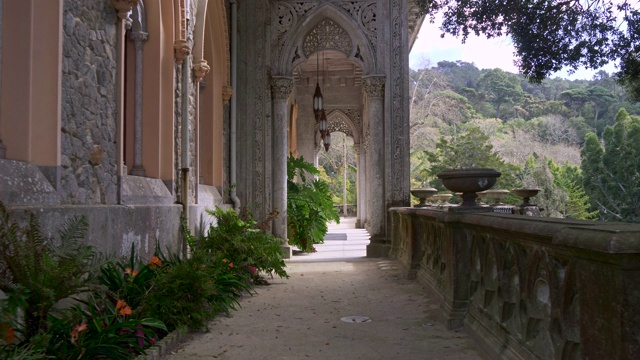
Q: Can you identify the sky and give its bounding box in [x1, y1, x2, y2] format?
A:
[409, 20, 618, 80]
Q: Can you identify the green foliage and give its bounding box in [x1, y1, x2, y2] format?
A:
[476, 69, 524, 119]
[198, 207, 288, 279]
[98, 244, 161, 311]
[423, 125, 521, 190]
[139, 256, 217, 332]
[287, 154, 340, 253]
[0, 203, 107, 342]
[45, 294, 166, 359]
[520, 154, 597, 219]
[581, 108, 640, 222]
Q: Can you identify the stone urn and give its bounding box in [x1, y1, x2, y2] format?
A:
[483, 189, 510, 206]
[437, 168, 501, 210]
[512, 188, 540, 206]
[410, 188, 437, 208]
[431, 193, 453, 205]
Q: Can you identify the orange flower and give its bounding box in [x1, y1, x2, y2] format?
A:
[222, 258, 228, 263]
[228, 262, 234, 269]
[1, 323, 14, 344]
[149, 256, 162, 269]
[70, 322, 87, 344]
[124, 267, 138, 276]
[116, 299, 132, 316]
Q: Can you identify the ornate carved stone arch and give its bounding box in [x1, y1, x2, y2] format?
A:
[274, 3, 376, 76]
[326, 109, 361, 144]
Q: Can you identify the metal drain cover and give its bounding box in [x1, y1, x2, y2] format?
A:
[340, 316, 372, 323]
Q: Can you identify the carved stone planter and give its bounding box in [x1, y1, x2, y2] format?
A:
[512, 188, 540, 206]
[437, 168, 501, 211]
[483, 189, 510, 206]
[410, 188, 437, 208]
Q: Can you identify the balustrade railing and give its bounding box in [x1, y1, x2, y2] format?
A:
[389, 207, 640, 360]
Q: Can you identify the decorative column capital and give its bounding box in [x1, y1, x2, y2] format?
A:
[362, 75, 386, 98]
[222, 85, 234, 104]
[270, 76, 294, 100]
[174, 40, 191, 64]
[112, 0, 139, 20]
[193, 59, 210, 81]
[130, 31, 148, 51]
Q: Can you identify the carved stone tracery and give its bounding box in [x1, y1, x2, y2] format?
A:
[303, 19, 352, 57]
[273, 1, 378, 67]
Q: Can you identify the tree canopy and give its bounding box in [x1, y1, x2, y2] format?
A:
[416, 0, 640, 100]
[580, 108, 640, 222]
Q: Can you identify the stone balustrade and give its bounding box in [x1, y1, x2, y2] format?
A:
[389, 207, 640, 360]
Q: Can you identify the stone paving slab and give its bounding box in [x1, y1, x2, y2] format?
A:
[166, 258, 485, 359]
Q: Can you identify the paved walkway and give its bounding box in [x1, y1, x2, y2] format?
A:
[166, 218, 485, 359]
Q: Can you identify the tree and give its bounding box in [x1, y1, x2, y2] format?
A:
[559, 88, 589, 118]
[415, 1, 640, 100]
[423, 125, 521, 190]
[586, 86, 617, 135]
[581, 108, 640, 222]
[476, 69, 524, 119]
[520, 154, 597, 219]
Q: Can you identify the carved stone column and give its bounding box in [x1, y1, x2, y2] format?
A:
[112, 0, 138, 201]
[354, 143, 366, 228]
[129, 30, 148, 176]
[362, 75, 387, 256]
[193, 59, 209, 200]
[270, 76, 293, 258]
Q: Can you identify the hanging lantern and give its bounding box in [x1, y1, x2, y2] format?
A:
[323, 131, 331, 152]
[318, 109, 328, 137]
[313, 82, 323, 121]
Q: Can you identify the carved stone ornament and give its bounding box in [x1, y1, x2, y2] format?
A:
[362, 75, 385, 98]
[270, 76, 294, 100]
[112, 0, 139, 19]
[192, 59, 211, 81]
[174, 40, 191, 64]
[129, 31, 149, 47]
[222, 85, 234, 104]
[303, 18, 352, 57]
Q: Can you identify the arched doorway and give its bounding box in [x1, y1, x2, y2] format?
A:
[290, 48, 366, 229]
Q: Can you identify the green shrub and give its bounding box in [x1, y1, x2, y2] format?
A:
[45, 294, 165, 359]
[139, 256, 217, 332]
[287, 155, 340, 253]
[0, 203, 108, 343]
[196, 207, 288, 280]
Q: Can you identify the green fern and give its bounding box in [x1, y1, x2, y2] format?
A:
[0, 202, 106, 342]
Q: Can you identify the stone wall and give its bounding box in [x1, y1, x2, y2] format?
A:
[389, 208, 640, 360]
[61, 0, 118, 205]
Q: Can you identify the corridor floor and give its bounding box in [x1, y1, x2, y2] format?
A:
[166, 218, 485, 359]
